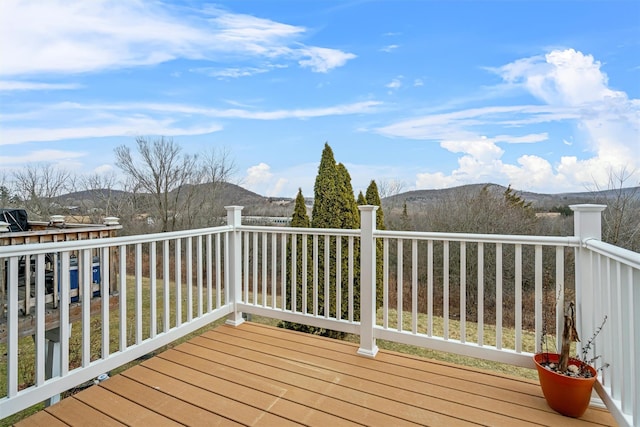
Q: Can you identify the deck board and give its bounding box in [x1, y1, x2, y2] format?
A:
[15, 322, 617, 426]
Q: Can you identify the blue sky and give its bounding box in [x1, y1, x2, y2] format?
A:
[1, 0, 639, 198]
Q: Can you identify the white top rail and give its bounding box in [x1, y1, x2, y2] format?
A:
[375, 229, 581, 246]
[583, 238, 640, 270]
[238, 225, 360, 237]
[0, 225, 233, 257]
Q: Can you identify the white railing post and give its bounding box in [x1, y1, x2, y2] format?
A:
[570, 204, 606, 352]
[225, 206, 245, 327]
[358, 205, 379, 358]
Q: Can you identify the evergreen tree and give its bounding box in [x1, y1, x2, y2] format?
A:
[311, 143, 340, 229]
[281, 189, 316, 333]
[364, 180, 385, 308]
[335, 163, 360, 322]
[336, 163, 360, 229]
[291, 188, 310, 228]
[365, 180, 385, 231]
[504, 184, 533, 211]
[357, 191, 367, 205]
[400, 201, 412, 230]
[283, 143, 361, 337]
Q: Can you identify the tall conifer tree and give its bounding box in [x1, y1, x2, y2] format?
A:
[357, 191, 367, 205]
[365, 180, 385, 307]
[312, 143, 340, 229]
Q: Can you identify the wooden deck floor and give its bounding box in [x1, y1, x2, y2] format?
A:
[16, 322, 615, 426]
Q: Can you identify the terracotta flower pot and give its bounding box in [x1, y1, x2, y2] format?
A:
[533, 353, 597, 418]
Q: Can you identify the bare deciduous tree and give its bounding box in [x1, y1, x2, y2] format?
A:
[115, 137, 201, 232]
[12, 164, 72, 220]
[115, 137, 235, 232]
[194, 146, 237, 226]
[591, 166, 640, 251]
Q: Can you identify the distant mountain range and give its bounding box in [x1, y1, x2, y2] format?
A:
[383, 183, 640, 211]
[53, 182, 639, 216]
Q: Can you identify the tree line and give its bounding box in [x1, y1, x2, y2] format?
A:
[0, 137, 236, 234]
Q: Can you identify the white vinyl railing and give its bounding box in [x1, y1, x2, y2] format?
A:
[580, 238, 640, 427]
[1, 224, 234, 418]
[1, 205, 638, 426]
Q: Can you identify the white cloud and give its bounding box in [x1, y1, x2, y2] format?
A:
[386, 78, 402, 90]
[297, 47, 356, 73]
[380, 44, 399, 53]
[378, 48, 639, 193]
[1, 100, 381, 146]
[415, 171, 460, 190]
[413, 79, 424, 87]
[94, 164, 114, 175]
[245, 162, 273, 186]
[1, 121, 223, 146]
[0, 149, 85, 164]
[497, 49, 624, 106]
[242, 162, 319, 198]
[376, 105, 563, 141]
[0, 0, 355, 77]
[192, 66, 272, 79]
[0, 81, 82, 91]
[243, 163, 290, 196]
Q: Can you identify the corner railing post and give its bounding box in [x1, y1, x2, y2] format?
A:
[225, 206, 245, 327]
[358, 205, 379, 357]
[570, 204, 606, 352]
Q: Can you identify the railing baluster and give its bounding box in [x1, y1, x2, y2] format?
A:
[224, 232, 229, 305]
[443, 240, 449, 340]
[150, 241, 157, 339]
[281, 233, 287, 311]
[460, 242, 466, 344]
[252, 232, 258, 305]
[336, 235, 342, 320]
[303, 234, 308, 314]
[206, 234, 212, 313]
[324, 235, 330, 319]
[622, 263, 633, 414]
[496, 243, 502, 350]
[216, 234, 222, 309]
[412, 239, 418, 334]
[24, 255, 31, 316]
[427, 240, 433, 337]
[383, 237, 389, 329]
[119, 245, 127, 351]
[262, 232, 267, 307]
[477, 242, 484, 346]
[348, 235, 354, 322]
[534, 245, 542, 353]
[35, 254, 46, 385]
[175, 239, 182, 327]
[186, 237, 193, 322]
[135, 243, 142, 344]
[163, 240, 170, 332]
[632, 267, 640, 425]
[515, 244, 522, 353]
[313, 234, 318, 316]
[611, 255, 622, 400]
[197, 235, 203, 317]
[81, 249, 91, 367]
[243, 232, 249, 303]
[556, 246, 565, 351]
[101, 247, 110, 358]
[7, 256, 19, 397]
[397, 238, 403, 331]
[271, 233, 277, 309]
[60, 251, 70, 376]
[288, 234, 298, 313]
